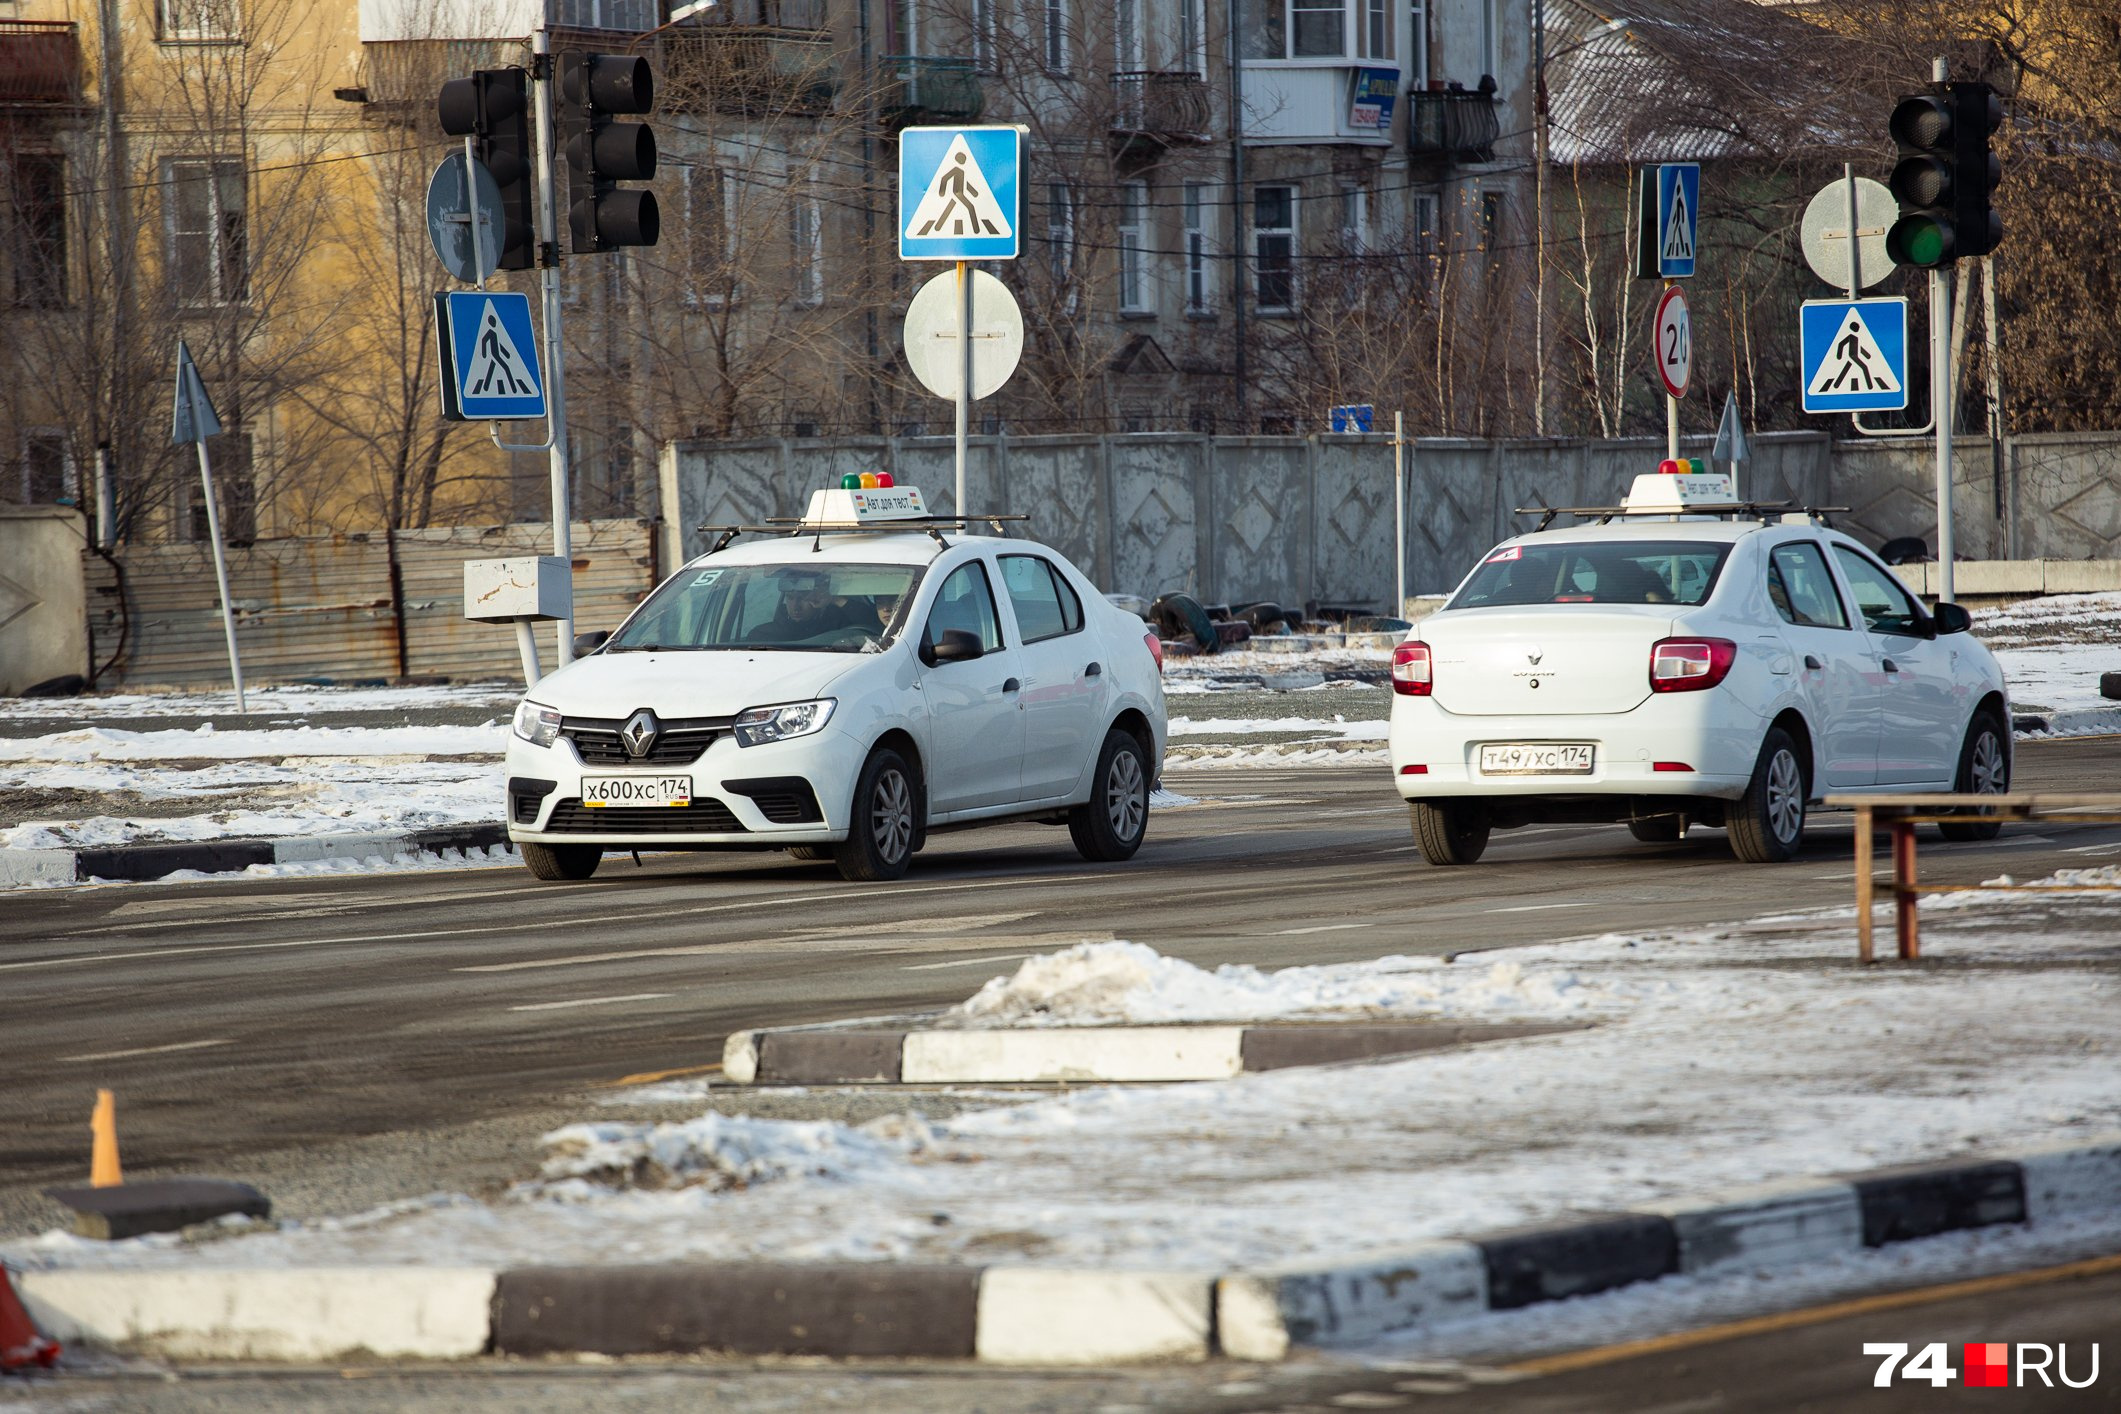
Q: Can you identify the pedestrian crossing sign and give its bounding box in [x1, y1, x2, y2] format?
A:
[1800, 298, 1908, 414]
[436, 291, 546, 421]
[1656, 163, 1699, 278]
[900, 126, 1020, 261]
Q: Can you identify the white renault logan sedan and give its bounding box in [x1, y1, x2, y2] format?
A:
[506, 488, 1165, 882]
[1389, 473, 2011, 864]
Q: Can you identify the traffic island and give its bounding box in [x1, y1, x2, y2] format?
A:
[0, 824, 512, 886]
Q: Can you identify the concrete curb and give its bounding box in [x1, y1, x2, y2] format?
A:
[0, 824, 513, 886]
[2013, 704, 2121, 737]
[16, 1136, 2117, 1366]
[721, 1021, 1579, 1086]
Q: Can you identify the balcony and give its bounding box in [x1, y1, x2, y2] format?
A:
[1110, 71, 1212, 156]
[661, 27, 836, 117]
[880, 56, 983, 127]
[1408, 87, 1500, 164]
[0, 21, 80, 106]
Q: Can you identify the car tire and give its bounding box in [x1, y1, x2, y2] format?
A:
[520, 841, 601, 881]
[833, 748, 919, 882]
[1627, 816, 1684, 843]
[784, 845, 832, 861]
[1938, 710, 2009, 841]
[1069, 729, 1150, 862]
[1727, 727, 1807, 863]
[1411, 800, 1490, 865]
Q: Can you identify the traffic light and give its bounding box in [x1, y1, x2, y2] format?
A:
[1885, 81, 2002, 268]
[437, 68, 536, 270]
[558, 52, 660, 253]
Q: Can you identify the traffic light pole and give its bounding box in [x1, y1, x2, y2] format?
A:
[1929, 56, 1954, 605]
[532, 23, 575, 666]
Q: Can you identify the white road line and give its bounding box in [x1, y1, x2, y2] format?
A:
[1274, 923, 1374, 935]
[901, 953, 1031, 971]
[61, 1038, 232, 1064]
[1487, 901, 1595, 913]
[509, 993, 672, 1012]
[2063, 843, 2121, 855]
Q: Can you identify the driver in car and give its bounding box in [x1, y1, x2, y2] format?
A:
[748, 581, 847, 644]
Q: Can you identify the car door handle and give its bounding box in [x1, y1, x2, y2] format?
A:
[1084, 662, 1102, 677]
[1804, 654, 1823, 670]
[1881, 658, 1900, 674]
[1001, 678, 1021, 694]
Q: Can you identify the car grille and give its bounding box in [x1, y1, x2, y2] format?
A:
[560, 716, 730, 766]
[542, 798, 749, 834]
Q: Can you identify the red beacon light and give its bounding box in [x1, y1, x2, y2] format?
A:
[875, 472, 894, 488]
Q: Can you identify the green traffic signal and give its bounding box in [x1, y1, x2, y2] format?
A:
[1886, 215, 1948, 268]
[1884, 81, 2001, 269]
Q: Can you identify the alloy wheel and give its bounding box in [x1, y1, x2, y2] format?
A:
[1766, 749, 1804, 844]
[872, 768, 913, 862]
[1106, 749, 1146, 842]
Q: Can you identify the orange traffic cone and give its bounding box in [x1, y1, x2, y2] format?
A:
[90, 1089, 121, 1188]
[0, 1264, 60, 1371]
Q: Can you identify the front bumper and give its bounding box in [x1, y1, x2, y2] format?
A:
[1388, 694, 1760, 802]
[505, 724, 867, 847]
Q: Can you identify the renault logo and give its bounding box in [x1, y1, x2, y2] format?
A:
[1526, 647, 1544, 666]
[621, 709, 659, 758]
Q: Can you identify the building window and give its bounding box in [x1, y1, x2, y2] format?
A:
[685, 164, 733, 306]
[1115, 0, 1141, 71]
[163, 158, 246, 306]
[1481, 189, 1505, 270]
[18, 430, 71, 505]
[551, 0, 655, 30]
[1182, 182, 1211, 314]
[1045, 180, 1075, 287]
[1338, 186, 1369, 256]
[1410, 1, 1429, 86]
[971, 0, 995, 70]
[1246, 2, 1356, 60]
[7, 153, 66, 309]
[1043, 0, 1069, 73]
[1413, 191, 1440, 280]
[1179, 0, 1206, 74]
[789, 191, 822, 308]
[1117, 180, 1150, 314]
[1479, 0, 1497, 80]
[159, 0, 239, 42]
[1253, 184, 1295, 314]
[1363, 0, 1391, 59]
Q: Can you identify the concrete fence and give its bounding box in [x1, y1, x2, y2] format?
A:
[661, 430, 2121, 608]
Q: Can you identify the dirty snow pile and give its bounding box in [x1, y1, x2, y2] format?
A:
[10, 866, 2118, 1277]
[941, 939, 1626, 1027]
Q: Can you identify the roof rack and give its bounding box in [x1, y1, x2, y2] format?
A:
[1514, 502, 1848, 533]
[697, 513, 1030, 554]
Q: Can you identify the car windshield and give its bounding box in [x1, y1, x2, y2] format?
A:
[1449, 539, 1730, 609]
[606, 562, 926, 653]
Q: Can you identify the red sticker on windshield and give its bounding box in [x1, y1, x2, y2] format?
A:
[1485, 545, 1522, 563]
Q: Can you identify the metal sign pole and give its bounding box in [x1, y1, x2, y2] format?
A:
[1392, 411, 1406, 618]
[1933, 267, 1955, 602]
[532, 19, 575, 666]
[1666, 277, 1680, 462]
[193, 439, 246, 713]
[955, 259, 971, 512]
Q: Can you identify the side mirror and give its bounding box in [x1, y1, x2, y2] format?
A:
[572, 630, 613, 656]
[1930, 601, 1972, 635]
[921, 628, 984, 666]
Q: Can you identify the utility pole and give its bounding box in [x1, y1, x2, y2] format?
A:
[1533, 0, 1549, 437]
[531, 22, 575, 666]
[1228, 0, 1248, 423]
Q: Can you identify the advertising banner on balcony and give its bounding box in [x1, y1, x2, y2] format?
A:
[1348, 68, 1399, 131]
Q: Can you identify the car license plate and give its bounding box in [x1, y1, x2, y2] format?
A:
[1479, 743, 1595, 775]
[580, 775, 692, 807]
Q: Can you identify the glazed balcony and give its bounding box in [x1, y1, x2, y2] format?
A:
[660, 26, 836, 117]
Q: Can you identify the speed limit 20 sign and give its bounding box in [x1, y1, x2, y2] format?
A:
[1654, 285, 1692, 399]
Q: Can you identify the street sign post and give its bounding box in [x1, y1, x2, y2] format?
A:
[1654, 284, 1691, 460]
[1800, 298, 1908, 414]
[435, 291, 547, 421]
[426, 151, 505, 285]
[899, 125, 1025, 511]
[1712, 390, 1751, 498]
[170, 341, 245, 713]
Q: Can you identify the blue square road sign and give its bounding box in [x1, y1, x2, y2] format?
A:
[900, 126, 1021, 261]
[1656, 163, 1699, 278]
[1800, 298, 1908, 414]
[438, 291, 546, 421]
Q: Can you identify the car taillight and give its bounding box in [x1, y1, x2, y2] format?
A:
[1144, 630, 1163, 674]
[1391, 641, 1433, 696]
[1649, 637, 1737, 692]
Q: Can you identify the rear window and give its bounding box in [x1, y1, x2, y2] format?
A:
[1449, 539, 1730, 610]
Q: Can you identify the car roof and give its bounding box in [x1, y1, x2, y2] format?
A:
[681, 530, 1042, 572]
[1504, 517, 1831, 547]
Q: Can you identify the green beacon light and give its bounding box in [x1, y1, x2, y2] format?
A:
[840, 473, 862, 490]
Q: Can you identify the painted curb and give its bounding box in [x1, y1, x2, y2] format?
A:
[723, 1021, 1580, 1086]
[18, 1137, 2121, 1366]
[0, 824, 514, 885]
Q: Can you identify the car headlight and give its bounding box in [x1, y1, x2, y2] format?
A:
[733, 699, 835, 747]
[512, 700, 562, 748]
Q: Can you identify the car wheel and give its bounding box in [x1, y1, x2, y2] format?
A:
[1938, 710, 2009, 842]
[784, 845, 832, 861]
[833, 748, 918, 882]
[1627, 816, 1684, 843]
[1727, 727, 1807, 863]
[1069, 728, 1150, 862]
[520, 841, 601, 881]
[1411, 800, 1490, 865]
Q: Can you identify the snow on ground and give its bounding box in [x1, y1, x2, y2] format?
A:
[0, 682, 517, 722]
[8, 868, 2115, 1277]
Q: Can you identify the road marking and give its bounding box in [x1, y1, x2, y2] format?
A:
[1274, 923, 1374, 935]
[61, 1038, 232, 1063]
[601, 1062, 721, 1087]
[2062, 843, 2121, 855]
[1488, 901, 1595, 913]
[1503, 1251, 2121, 1379]
[4, 874, 1096, 976]
[509, 992, 672, 1012]
[901, 952, 1030, 971]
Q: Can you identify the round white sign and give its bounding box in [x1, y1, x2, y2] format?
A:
[1799, 176, 1898, 293]
[1654, 285, 1692, 399]
[903, 268, 1024, 402]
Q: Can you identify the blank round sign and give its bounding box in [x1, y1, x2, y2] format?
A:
[903, 268, 1024, 402]
[1654, 285, 1692, 399]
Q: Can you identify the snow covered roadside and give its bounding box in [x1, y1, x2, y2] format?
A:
[8, 868, 2115, 1279]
